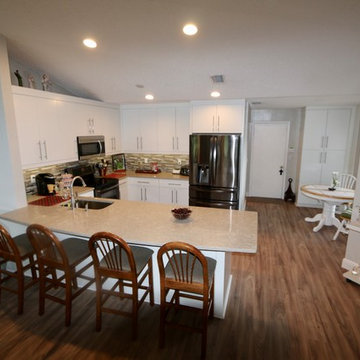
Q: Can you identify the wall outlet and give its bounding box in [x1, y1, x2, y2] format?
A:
[177, 159, 182, 165]
[30, 175, 36, 184]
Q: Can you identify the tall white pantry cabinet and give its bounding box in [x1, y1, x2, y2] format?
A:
[297, 106, 357, 207]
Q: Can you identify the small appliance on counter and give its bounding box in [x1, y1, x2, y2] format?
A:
[180, 164, 190, 176]
[36, 173, 56, 195]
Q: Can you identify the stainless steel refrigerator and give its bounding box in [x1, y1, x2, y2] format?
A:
[189, 134, 241, 209]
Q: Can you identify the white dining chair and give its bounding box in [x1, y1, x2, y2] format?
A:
[333, 174, 356, 240]
[338, 174, 356, 189]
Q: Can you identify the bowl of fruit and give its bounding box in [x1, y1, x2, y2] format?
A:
[171, 207, 192, 220]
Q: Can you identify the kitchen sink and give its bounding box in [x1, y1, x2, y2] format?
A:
[62, 199, 113, 210]
[77, 199, 113, 209]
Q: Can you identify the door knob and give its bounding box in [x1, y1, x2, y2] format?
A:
[279, 166, 284, 175]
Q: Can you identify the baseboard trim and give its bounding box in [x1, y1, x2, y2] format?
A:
[341, 258, 358, 270]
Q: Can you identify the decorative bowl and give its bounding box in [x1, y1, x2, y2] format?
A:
[171, 208, 192, 220]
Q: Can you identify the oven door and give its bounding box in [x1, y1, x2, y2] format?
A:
[95, 184, 120, 199]
[77, 136, 105, 160]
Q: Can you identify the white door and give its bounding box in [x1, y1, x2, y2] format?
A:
[248, 122, 290, 198]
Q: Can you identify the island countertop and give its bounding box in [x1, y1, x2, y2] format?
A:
[0, 199, 257, 253]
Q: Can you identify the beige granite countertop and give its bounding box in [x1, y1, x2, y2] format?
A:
[105, 170, 189, 181]
[1, 199, 257, 253]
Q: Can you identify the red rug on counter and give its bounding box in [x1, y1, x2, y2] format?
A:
[28, 196, 67, 206]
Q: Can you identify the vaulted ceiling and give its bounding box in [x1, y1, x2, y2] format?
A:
[1, 0, 360, 108]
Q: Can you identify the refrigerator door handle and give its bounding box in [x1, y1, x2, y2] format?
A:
[211, 136, 217, 185]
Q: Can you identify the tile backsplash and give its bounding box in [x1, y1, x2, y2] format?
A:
[23, 153, 189, 194]
[125, 153, 189, 172]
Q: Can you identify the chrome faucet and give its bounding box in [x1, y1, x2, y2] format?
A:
[70, 176, 86, 209]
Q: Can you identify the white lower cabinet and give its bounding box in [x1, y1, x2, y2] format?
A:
[127, 177, 189, 205]
[118, 178, 128, 200]
[127, 178, 159, 203]
[159, 180, 189, 206]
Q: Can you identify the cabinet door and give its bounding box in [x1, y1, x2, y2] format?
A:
[216, 104, 244, 133]
[326, 108, 351, 151]
[302, 110, 327, 149]
[320, 150, 347, 185]
[297, 150, 323, 206]
[121, 109, 140, 152]
[13, 94, 41, 166]
[157, 107, 176, 152]
[138, 109, 158, 152]
[143, 183, 159, 203]
[174, 187, 189, 206]
[159, 180, 189, 205]
[127, 183, 142, 201]
[119, 179, 128, 200]
[175, 106, 190, 153]
[191, 105, 216, 133]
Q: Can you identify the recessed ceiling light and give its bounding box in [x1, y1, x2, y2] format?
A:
[83, 38, 97, 48]
[211, 91, 221, 98]
[145, 94, 154, 100]
[183, 23, 198, 36]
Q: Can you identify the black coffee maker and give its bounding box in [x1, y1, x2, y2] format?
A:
[35, 173, 56, 195]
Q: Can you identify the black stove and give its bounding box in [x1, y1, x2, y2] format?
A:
[66, 164, 120, 199]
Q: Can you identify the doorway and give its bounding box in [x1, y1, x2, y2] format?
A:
[248, 122, 290, 198]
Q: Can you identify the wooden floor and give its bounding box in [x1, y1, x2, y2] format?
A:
[1, 199, 360, 359]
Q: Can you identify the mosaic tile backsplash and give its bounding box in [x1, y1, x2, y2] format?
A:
[23, 153, 189, 194]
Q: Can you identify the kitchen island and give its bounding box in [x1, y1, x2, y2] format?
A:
[0, 198, 257, 318]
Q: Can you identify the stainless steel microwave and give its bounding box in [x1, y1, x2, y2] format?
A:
[77, 135, 105, 160]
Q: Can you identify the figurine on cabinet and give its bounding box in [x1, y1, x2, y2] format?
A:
[14, 70, 23, 86]
[41, 74, 50, 91]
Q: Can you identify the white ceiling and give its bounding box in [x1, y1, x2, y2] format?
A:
[1, 0, 360, 108]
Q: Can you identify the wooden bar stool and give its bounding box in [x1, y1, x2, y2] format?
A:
[157, 241, 216, 359]
[0, 224, 38, 314]
[88, 231, 154, 339]
[26, 224, 95, 326]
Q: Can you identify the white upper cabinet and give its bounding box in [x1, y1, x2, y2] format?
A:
[191, 100, 245, 133]
[12, 86, 121, 169]
[13, 90, 76, 168]
[157, 105, 190, 153]
[121, 108, 158, 153]
[121, 104, 190, 154]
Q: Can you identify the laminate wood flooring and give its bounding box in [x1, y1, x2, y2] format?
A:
[1, 199, 360, 359]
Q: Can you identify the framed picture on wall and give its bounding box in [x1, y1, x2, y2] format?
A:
[112, 153, 126, 171]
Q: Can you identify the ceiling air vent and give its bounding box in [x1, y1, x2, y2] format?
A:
[210, 75, 224, 83]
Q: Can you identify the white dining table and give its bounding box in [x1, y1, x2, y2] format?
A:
[300, 185, 355, 232]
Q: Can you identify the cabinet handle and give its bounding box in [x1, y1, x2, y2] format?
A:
[175, 189, 178, 203]
[38, 141, 43, 160]
[140, 188, 143, 201]
[325, 136, 329, 148]
[43, 141, 48, 160]
[171, 189, 174, 203]
[172, 137, 175, 150]
[323, 152, 327, 164]
[218, 116, 220, 131]
[92, 118, 95, 134]
[144, 188, 147, 201]
[140, 137, 143, 150]
[319, 152, 323, 163]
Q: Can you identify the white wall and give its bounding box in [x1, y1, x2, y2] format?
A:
[247, 108, 303, 195]
[0, 35, 26, 213]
